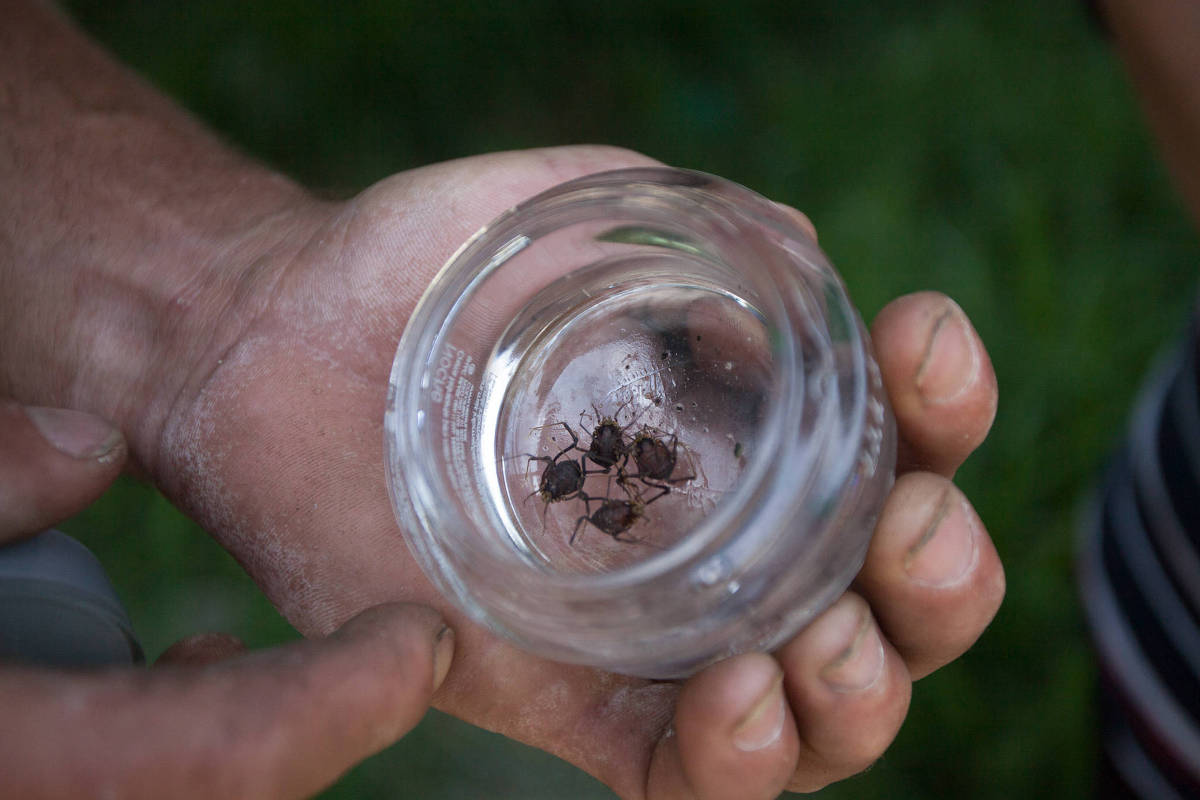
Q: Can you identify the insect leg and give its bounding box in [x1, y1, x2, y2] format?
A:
[568, 491, 595, 546]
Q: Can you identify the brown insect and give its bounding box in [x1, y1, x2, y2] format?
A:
[525, 422, 590, 504]
[625, 429, 695, 490]
[570, 485, 668, 545]
[580, 402, 633, 472]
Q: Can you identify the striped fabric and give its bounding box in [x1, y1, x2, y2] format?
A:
[1080, 327, 1200, 798]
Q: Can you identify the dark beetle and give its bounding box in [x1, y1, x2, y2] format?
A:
[525, 422, 588, 503]
[536, 458, 585, 503]
[586, 418, 627, 470]
[570, 483, 668, 545]
[582, 403, 631, 471]
[630, 430, 677, 480]
[572, 498, 641, 544]
[627, 429, 696, 490]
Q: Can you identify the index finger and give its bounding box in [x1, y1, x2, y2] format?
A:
[871, 292, 998, 476]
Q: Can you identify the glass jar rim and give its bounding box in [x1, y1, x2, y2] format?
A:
[385, 167, 876, 662]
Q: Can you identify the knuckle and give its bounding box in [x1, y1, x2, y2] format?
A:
[533, 145, 660, 183]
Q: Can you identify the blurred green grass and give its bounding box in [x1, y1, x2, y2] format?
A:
[57, 1, 1200, 797]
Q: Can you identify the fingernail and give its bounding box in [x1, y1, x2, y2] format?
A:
[819, 602, 886, 693]
[905, 494, 979, 588]
[915, 301, 979, 404]
[431, 625, 455, 693]
[732, 672, 786, 752]
[24, 406, 124, 462]
[157, 632, 247, 666]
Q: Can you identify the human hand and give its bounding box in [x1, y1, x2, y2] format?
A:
[139, 145, 1002, 798]
[0, 401, 454, 799]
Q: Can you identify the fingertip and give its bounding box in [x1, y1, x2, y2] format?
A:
[331, 602, 453, 696]
[856, 472, 1005, 678]
[871, 292, 997, 475]
[0, 401, 127, 542]
[688, 653, 785, 753]
[225, 604, 452, 796]
[0, 606, 454, 800]
[776, 593, 911, 792]
[912, 299, 980, 405]
[23, 406, 126, 463]
[902, 487, 981, 589]
[731, 674, 787, 754]
[666, 653, 798, 799]
[779, 594, 887, 697]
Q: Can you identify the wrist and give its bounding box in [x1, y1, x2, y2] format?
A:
[0, 1, 334, 473]
[0, 181, 330, 474]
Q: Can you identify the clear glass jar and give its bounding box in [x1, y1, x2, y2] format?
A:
[384, 167, 895, 679]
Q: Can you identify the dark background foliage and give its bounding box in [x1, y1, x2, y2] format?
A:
[58, 1, 1199, 797]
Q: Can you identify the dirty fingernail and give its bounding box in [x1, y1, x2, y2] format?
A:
[24, 406, 124, 462]
[905, 494, 979, 588]
[732, 672, 786, 752]
[819, 604, 886, 693]
[432, 626, 455, 692]
[915, 301, 978, 404]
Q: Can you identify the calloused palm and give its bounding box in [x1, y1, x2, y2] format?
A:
[151, 145, 1002, 798]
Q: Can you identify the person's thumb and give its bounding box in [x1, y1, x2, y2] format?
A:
[0, 400, 126, 543]
[236, 602, 455, 795]
[1, 603, 454, 800]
